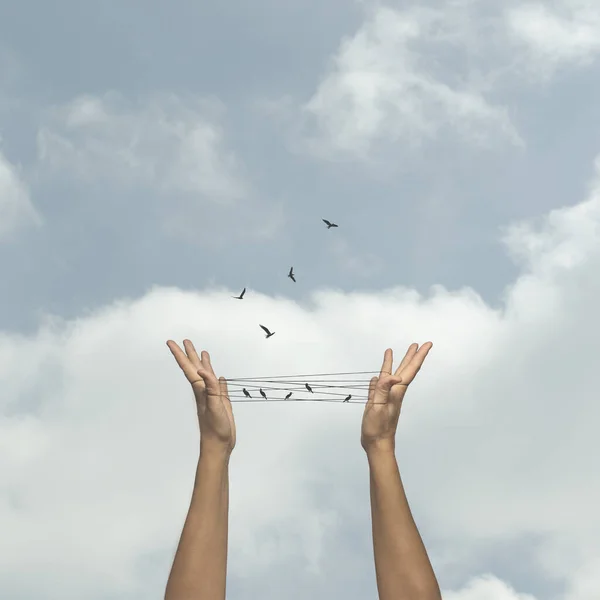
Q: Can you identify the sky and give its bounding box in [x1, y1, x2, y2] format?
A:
[1, 0, 600, 598]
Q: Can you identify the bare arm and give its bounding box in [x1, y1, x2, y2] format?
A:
[164, 340, 236, 600]
[165, 448, 230, 600]
[361, 344, 441, 600]
[367, 446, 441, 600]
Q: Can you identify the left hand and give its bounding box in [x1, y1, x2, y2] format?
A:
[361, 342, 433, 453]
[167, 339, 236, 456]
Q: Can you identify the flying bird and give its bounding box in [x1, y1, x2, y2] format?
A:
[232, 287, 246, 299]
[259, 388, 267, 400]
[288, 267, 296, 282]
[284, 392, 292, 400]
[322, 219, 338, 229]
[243, 388, 251, 398]
[259, 324, 275, 338]
[343, 395, 351, 402]
[305, 383, 313, 393]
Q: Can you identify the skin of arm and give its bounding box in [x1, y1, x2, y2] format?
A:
[164, 340, 236, 600]
[164, 446, 230, 600]
[366, 444, 442, 600]
[361, 344, 442, 600]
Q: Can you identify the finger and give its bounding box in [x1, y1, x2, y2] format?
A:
[219, 377, 231, 402]
[196, 365, 219, 396]
[395, 341, 433, 386]
[200, 350, 217, 377]
[379, 348, 393, 378]
[366, 376, 378, 406]
[372, 374, 404, 405]
[394, 343, 419, 377]
[167, 340, 203, 384]
[183, 339, 202, 370]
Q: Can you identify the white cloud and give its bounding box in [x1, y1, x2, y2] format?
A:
[36, 92, 247, 203]
[297, 4, 523, 161]
[2, 151, 600, 598]
[507, 0, 600, 77]
[444, 574, 537, 600]
[0, 146, 41, 241]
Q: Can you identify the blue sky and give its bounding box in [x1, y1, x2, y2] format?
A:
[2, 1, 600, 599]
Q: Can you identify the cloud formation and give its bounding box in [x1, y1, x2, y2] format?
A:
[36, 92, 247, 203]
[293, 4, 523, 161]
[0, 146, 41, 241]
[2, 149, 600, 598]
[507, 0, 600, 77]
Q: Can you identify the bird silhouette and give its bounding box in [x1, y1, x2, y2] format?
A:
[232, 287, 246, 299]
[343, 395, 351, 402]
[259, 388, 267, 400]
[322, 219, 338, 229]
[305, 383, 313, 393]
[243, 388, 251, 398]
[284, 392, 292, 400]
[288, 267, 296, 282]
[259, 324, 275, 338]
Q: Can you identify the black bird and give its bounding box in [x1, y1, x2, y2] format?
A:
[259, 388, 267, 400]
[259, 324, 275, 338]
[288, 267, 296, 282]
[232, 287, 246, 299]
[284, 392, 292, 400]
[322, 219, 338, 229]
[343, 395, 351, 402]
[243, 388, 251, 398]
[305, 383, 313, 393]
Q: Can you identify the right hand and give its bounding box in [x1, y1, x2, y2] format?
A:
[360, 342, 433, 453]
[167, 339, 236, 456]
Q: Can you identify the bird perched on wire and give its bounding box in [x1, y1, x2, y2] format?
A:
[322, 219, 338, 229]
[259, 324, 275, 338]
[243, 388, 251, 398]
[305, 383, 313, 393]
[259, 388, 267, 400]
[232, 287, 246, 299]
[284, 392, 292, 400]
[288, 267, 296, 282]
[343, 395, 351, 402]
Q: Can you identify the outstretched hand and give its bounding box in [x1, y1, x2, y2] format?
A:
[167, 339, 236, 456]
[361, 342, 433, 454]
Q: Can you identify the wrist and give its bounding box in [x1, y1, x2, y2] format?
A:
[364, 440, 396, 459]
[199, 442, 232, 464]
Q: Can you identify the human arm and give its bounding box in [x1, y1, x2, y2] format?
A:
[165, 448, 230, 600]
[164, 340, 236, 600]
[361, 344, 442, 600]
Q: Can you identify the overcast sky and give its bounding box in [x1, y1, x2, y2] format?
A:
[2, 1, 600, 599]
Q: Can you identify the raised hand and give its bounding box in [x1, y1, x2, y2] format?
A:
[167, 339, 236, 456]
[360, 343, 433, 454]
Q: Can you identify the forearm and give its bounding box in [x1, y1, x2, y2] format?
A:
[165, 446, 230, 600]
[367, 447, 441, 600]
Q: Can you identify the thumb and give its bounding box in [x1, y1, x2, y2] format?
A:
[378, 375, 403, 392]
[196, 367, 221, 406]
[371, 375, 403, 405]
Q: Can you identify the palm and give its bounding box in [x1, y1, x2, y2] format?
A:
[361, 342, 433, 451]
[167, 339, 236, 452]
[194, 380, 236, 447]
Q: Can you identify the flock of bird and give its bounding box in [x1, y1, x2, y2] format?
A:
[231, 218, 339, 340]
[227, 218, 357, 403]
[236, 381, 353, 403]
